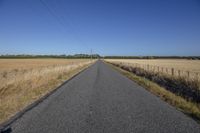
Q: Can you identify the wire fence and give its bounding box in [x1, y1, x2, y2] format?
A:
[116, 62, 200, 81]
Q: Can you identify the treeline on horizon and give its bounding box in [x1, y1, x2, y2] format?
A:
[104, 56, 200, 60]
[0, 54, 200, 60]
[0, 54, 100, 59]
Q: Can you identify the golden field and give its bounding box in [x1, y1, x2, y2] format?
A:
[105, 59, 200, 73]
[0, 59, 94, 123]
[105, 59, 200, 79]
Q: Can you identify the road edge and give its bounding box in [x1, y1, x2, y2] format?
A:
[0, 62, 96, 133]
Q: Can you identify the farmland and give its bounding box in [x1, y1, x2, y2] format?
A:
[0, 59, 94, 123]
[105, 59, 200, 73]
[105, 59, 200, 103]
[105, 59, 200, 95]
[105, 59, 200, 79]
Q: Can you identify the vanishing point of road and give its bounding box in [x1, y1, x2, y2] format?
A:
[8, 61, 200, 133]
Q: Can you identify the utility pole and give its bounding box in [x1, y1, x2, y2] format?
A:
[90, 49, 92, 60]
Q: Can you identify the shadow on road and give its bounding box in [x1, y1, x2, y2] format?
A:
[1, 127, 12, 133]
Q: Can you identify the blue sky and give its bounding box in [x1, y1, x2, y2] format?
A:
[0, 0, 200, 56]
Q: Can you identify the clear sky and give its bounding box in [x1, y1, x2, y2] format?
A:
[0, 0, 200, 56]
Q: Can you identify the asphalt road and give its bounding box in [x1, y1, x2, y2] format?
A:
[7, 61, 200, 133]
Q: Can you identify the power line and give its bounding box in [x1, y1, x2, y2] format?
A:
[39, 0, 90, 51]
[39, 0, 67, 31]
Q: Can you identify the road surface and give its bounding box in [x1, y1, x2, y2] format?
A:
[5, 61, 200, 133]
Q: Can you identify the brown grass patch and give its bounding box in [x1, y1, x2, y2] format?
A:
[105, 59, 200, 73]
[0, 59, 94, 123]
[105, 59, 200, 80]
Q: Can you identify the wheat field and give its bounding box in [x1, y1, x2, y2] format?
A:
[105, 59, 200, 73]
[105, 59, 200, 79]
[0, 59, 94, 123]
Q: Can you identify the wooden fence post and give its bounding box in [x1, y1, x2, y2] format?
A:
[147, 65, 149, 71]
[171, 68, 174, 76]
[161, 67, 163, 73]
[187, 71, 190, 78]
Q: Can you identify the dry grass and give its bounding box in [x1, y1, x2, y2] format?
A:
[107, 62, 200, 121]
[105, 59, 200, 73]
[0, 59, 94, 123]
[106, 59, 200, 80]
[108, 61, 200, 102]
[0, 59, 89, 71]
